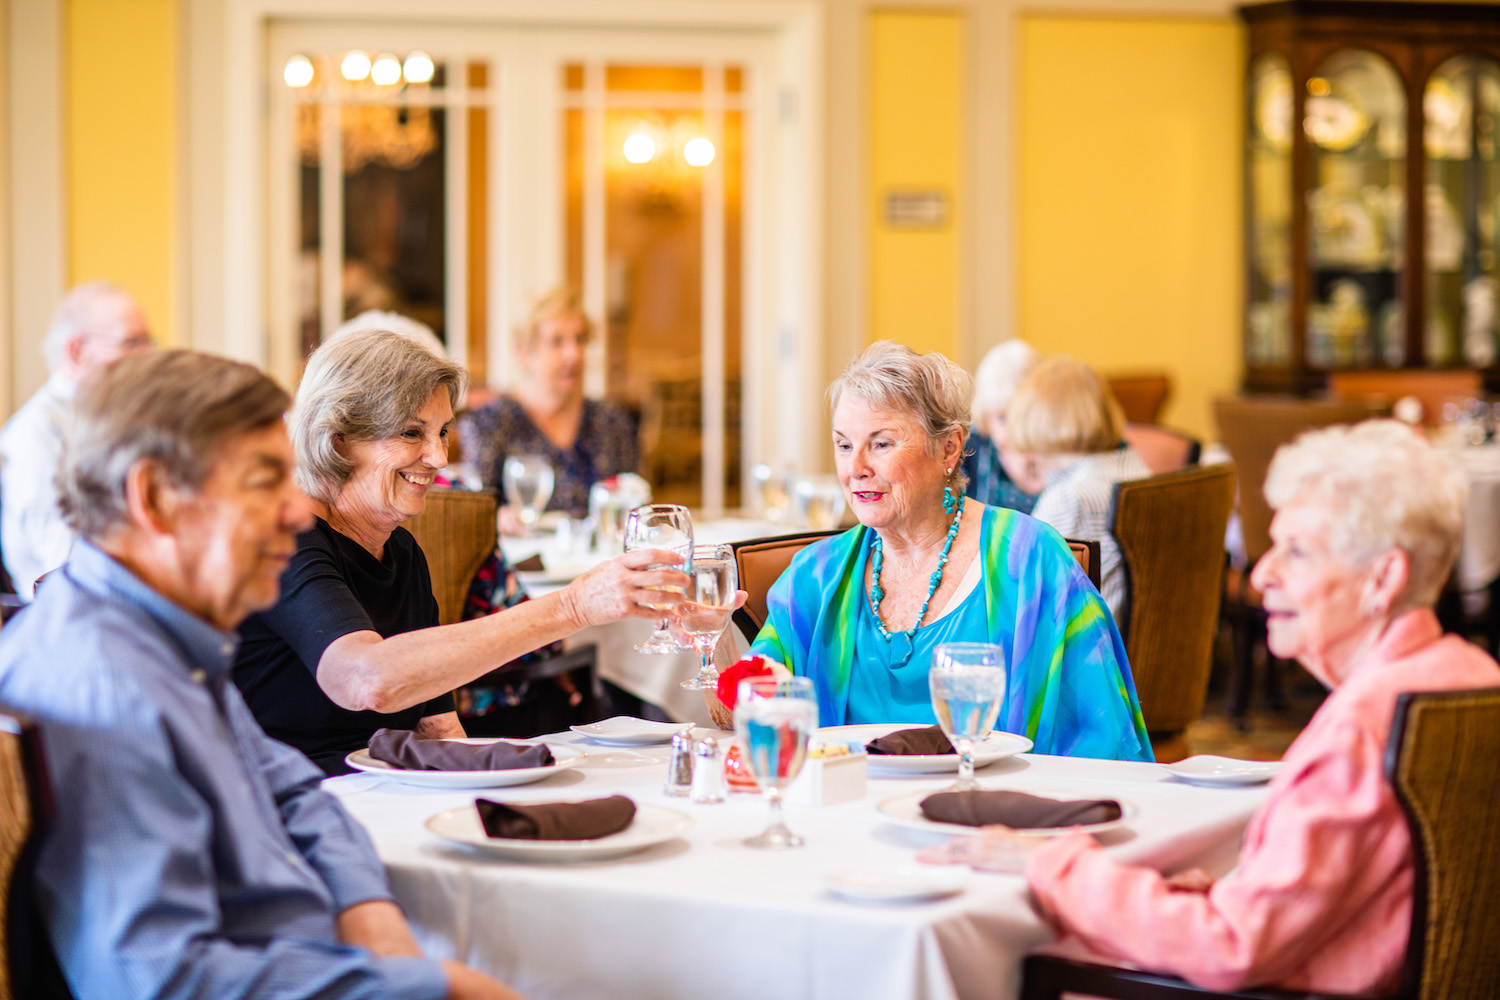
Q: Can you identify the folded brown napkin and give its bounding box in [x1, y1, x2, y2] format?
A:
[513, 554, 545, 572]
[368, 729, 554, 771]
[920, 790, 1122, 829]
[475, 796, 637, 841]
[865, 725, 956, 756]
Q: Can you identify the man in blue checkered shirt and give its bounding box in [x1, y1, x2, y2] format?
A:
[0, 350, 518, 1000]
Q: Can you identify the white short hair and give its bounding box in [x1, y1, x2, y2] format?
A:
[1264, 420, 1467, 609]
[41, 282, 137, 372]
[970, 339, 1040, 425]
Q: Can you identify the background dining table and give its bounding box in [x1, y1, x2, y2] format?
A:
[328, 731, 1270, 1000]
[500, 517, 778, 724]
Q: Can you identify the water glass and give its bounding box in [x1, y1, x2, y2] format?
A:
[752, 463, 794, 524]
[734, 676, 817, 849]
[679, 544, 738, 690]
[624, 504, 693, 653]
[928, 642, 1007, 791]
[502, 455, 555, 534]
[794, 475, 847, 530]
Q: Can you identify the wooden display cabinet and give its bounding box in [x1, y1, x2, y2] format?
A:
[1240, 1, 1500, 393]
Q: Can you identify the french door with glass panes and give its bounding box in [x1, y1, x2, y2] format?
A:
[265, 22, 809, 515]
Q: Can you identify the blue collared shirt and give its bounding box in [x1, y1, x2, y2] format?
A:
[0, 541, 448, 1000]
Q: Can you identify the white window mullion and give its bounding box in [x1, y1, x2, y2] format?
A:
[582, 62, 607, 399]
[700, 64, 727, 517]
[318, 96, 344, 349]
[445, 84, 470, 371]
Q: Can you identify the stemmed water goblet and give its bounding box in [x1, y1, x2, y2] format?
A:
[734, 675, 817, 849]
[928, 642, 1007, 791]
[679, 544, 738, 690]
[502, 454, 555, 535]
[623, 503, 693, 654]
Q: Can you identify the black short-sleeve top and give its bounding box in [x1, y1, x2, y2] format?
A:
[233, 517, 456, 775]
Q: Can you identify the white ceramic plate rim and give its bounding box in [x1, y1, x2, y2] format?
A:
[817, 723, 1033, 774]
[1161, 755, 1282, 786]
[345, 739, 585, 787]
[875, 789, 1136, 837]
[569, 717, 695, 745]
[825, 866, 966, 904]
[424, 802, 691, 860]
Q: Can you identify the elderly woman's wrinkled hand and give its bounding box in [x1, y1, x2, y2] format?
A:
[562, 549, 690, 628]
[916, 825, 1051, 874]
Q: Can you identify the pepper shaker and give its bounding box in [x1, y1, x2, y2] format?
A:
[690, 736, 727, 804]
[663, 732, 695, 796]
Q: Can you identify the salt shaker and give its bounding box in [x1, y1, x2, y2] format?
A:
[663, 732, 695, 796]
[690, 736, 727, 804]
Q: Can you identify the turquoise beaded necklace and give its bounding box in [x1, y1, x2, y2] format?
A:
[867, 494, 965, 640]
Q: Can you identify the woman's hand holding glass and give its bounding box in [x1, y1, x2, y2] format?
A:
[624, 504, 694, 653]
[561, 548, 690, 628]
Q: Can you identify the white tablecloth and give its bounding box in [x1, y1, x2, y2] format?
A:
[329, 734, 1267, 1000]
[501, 518, 783, 723]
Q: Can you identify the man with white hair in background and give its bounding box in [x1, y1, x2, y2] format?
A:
[0, 281, 152, 596]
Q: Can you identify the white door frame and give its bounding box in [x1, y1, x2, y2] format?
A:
[223, 0, 825, 504]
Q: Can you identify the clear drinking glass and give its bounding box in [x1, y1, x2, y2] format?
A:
[679, 544, 738, 690]
[929, 642, 1007, 791]
[734, 675, 817, 849]
[502, 455, 555, 534]
[751, 463, 793, 523]
[794, 475, 847, 530]
[623, 503, 693, 653]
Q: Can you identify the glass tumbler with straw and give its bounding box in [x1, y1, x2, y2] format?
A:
[502, 454, 555, 534]
[928, 642, 1007, 791]
[734, 675, 818, 849]
[623, 503, 693, 654]
[679, 544, 738, 690]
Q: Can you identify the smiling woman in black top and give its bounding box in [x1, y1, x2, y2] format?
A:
[233, 329, 684, 774]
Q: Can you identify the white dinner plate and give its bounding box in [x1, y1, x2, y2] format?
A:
[569, 716, 695, 746]
[875, 790, 1136, 837]
[345, 740, 585, 789]
[425, 802, 691, 861]
[825, 866, 966, 905]
[1160, 755, 1282, 787]
[817, 724, 1032, 776]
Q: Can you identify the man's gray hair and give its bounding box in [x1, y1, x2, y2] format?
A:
[59, 350, 291, 540]
[292, 328, 467, 503]
[42, 281, 136, 372]
[1264, 420, 1468, 610]
[827, 341, 972, 486]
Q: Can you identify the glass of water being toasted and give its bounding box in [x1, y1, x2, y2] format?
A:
[623, 504, 693, 653]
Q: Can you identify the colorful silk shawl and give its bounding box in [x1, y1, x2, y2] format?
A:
[747, 504, 1153, 761]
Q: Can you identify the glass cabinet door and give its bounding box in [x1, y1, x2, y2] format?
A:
[1425, 55, 1500, 369]
[1304, 50, 1406, 369]
[1248, 54, 1293, 367]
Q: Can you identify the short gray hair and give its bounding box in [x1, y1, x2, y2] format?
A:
[292, 328, 468, 502]
[1264, 420, 1467, 610]
[42, 281, 138, 371]
[971, 339, 1040, 425]
[827, 341, 972, 484]
[59, 350, 290, 540]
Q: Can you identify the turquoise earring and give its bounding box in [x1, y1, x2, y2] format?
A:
[942, 468, 958, 514]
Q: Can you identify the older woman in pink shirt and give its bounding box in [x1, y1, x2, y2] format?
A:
[933, 420, 1500, 995]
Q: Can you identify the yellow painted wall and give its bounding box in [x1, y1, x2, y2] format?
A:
[1019, 16, 1242, 441]
[66, 0, 176, 344]
[869, 11, 963, 357]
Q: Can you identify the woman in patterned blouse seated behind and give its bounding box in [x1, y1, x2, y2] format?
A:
[459, 287, 638, 534]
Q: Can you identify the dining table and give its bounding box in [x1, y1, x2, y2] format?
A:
[499, 517, 781, 724]
[328, 731, 1271, 1000]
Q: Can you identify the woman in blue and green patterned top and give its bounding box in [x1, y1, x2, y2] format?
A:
[715, 341, 1150, 762]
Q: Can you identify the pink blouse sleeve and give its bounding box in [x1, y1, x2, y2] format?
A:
[1025, 721, 1408, 992]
